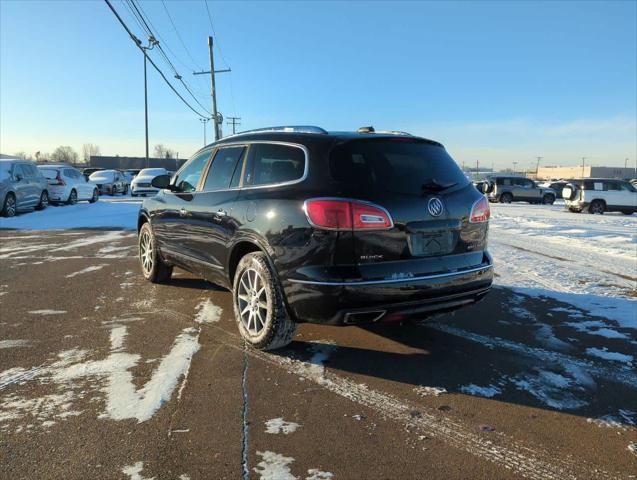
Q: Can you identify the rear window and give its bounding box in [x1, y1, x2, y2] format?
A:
[245, 143, 305, 187]
[40, 168, 59, 180]
[139, 168, 166, 176]
[329, 139, 468, 195]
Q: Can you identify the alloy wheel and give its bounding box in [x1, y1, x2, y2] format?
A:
[5, 196, 16, 216]
[237, 268, 269, 336]
[41, 192, 48, 208]
[140, 230, 154, 274]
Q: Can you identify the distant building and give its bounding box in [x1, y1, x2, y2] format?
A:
[89, 155, 187, 171]
[536, 165, 636, 180]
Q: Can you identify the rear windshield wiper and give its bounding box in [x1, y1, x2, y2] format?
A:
[421, 179, 457, 193]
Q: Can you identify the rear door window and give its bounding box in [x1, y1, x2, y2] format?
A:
[40, 169, 59, 180]
[244, 143, 305, 187]
[329, 139, 468, 195]
[202, 147, 245, 191]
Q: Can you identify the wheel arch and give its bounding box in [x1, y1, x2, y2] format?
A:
[227, 234, 276, 286]
[138, 210, 151, 233]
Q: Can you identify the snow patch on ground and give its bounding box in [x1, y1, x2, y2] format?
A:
[65, 264, 107, 278]
[414, 386, 447, 397]
[194, 299, 222, 324]
[265, 417, 300, 435]
[0, 339, 31, 349]
[585, 347, 633, 364]
[460, 384, 502, 398]
[28, 309, 67, 315]
[254, 451, 296, 480]
[0, 198, 140, 230]
[587, 409, 636, 429]
[122, 461, 155, 480]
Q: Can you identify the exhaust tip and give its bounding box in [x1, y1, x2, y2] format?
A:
[343, 310, 386, 325]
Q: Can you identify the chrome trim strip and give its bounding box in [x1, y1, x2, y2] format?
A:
[169, 141, 310, 195]
[288, 264, 493, 286]
[160, 248, 224, 270]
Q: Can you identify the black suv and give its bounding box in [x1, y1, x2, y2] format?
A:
[138, 126, 493, 350]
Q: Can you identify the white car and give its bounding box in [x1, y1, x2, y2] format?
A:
[131, 168, 168, 197]
[563, 178, 637, 215]
[38, 165, 99, 204]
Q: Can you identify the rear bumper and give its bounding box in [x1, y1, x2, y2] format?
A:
[283, 256, 494, 325]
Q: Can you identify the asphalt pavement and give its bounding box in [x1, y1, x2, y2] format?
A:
[0, 230, 635, 479]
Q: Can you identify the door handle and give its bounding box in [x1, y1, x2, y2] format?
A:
[179, 208, 188, 217]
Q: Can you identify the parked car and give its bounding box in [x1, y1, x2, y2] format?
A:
[131, 168, 169, 197]
[563, 178, 637, 214]
[89, 169, 128, 195]
[38, 165, 99, 204]
[137, 126, 493, 350]
[539, 180, 570, 199]
[82, 167, 104, 177]
[1, 158, 49, 217]
[486, 176, 556, 204]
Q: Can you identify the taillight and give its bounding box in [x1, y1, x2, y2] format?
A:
[52, 173, 65, 186]
[470, 196, 490, 223]
[304, 198, 393, 231]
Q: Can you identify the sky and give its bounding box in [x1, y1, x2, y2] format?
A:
[1, 0, 636, 170]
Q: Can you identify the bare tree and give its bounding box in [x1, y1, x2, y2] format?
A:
[13, 151, 33, 160]
[153, 144, 176, 159]
[82, 143, 101, 164]
[51, 146, 79, 165]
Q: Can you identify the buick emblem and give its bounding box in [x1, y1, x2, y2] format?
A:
[428, 197, 444, 217]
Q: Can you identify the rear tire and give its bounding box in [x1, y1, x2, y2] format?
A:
[588, 200, 605, 214]
[542, 194, 555, 205]
[89, 189, 98, 203]
[139, 222, 172, 283]
[500, 192, 513, 203]
[36, 191, 48, 210]
[233, 252, 297, 350]
[1, 193, 16, 217]
[67, 189, 77, 205]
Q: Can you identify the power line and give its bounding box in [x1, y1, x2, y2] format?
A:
[203, 0, 230, 68]
[160, 0, 200, 68]
[126, 0, 211, 115]
[104, 0, 209, 118]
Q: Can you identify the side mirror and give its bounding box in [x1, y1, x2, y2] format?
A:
[151, 174, 172, 190]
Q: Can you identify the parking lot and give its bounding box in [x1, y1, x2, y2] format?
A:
[0, 198, 635, 479]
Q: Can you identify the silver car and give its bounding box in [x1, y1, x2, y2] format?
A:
[1, 158, 49, 217]
[486, 175, 557, 204]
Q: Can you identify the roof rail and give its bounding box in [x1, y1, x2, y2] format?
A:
[356, 126, 412, 136]
[233, 125, 328, 136]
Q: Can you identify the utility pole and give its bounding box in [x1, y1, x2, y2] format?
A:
[581, 157, 587, 178]
[199, 117, 210, 146]
[227, 116, 241, 135]
[475, 159, 479, 179]
[193, 36, 231, 141]
[535, 156, 543, 174]
[512, 161, 518, 174]
[139, 36, 158, 167]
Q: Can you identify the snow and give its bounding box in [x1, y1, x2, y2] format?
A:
[28, 310, 67, 315]
[194, 299, 222, 324]
[254, 451, 296, 480]
[585, 347, 633, 364]
[122, 461, 155, 480]
[460, 384, 502, 398]
[65, 265, 107, 278]
[0, 196, 140, 230]
[413, 386, 447, 397]
[490, 202, 636, 328]
[0, 339, 30, 349]
[265, 417, 300, 435]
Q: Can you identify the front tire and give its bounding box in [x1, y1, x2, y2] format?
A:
[1, 193, 16, 217]
[139, 222, 172, 283]
[89, 189, 98, 203]
[542, 194, 555, 205]
[588, 200, 605, 214]
[36, 191, 48, 210]
[233, 252, 297, 350]
[500, 193, 513, 204]
[67, 189, 77, 205]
